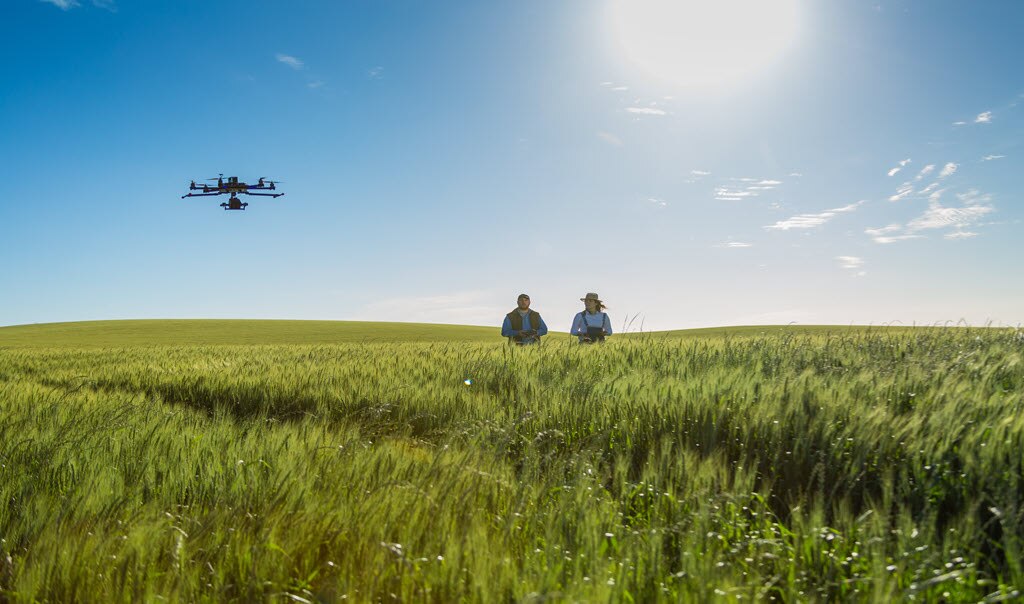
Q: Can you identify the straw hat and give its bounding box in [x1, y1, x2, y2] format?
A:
[580, 292, 602, 304]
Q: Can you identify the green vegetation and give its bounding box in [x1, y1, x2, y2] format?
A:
[0, 319, 498, 348]
[1, 321, 1022, 601]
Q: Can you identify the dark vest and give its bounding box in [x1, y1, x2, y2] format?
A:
[507, 310, 542, 333]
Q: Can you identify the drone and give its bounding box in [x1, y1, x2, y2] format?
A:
[181, 174, 285, 210]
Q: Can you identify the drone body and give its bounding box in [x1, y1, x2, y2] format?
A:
[181, 174, 285, 210]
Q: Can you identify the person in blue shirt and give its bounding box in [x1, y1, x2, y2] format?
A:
[501, 293, 549, 345]
[571, 292, 612, 343]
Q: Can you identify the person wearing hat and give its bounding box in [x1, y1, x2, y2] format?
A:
[501, 293, 548, 345]
[571, 293, 612, 344]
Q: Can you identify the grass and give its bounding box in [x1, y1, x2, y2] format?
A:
[0, 320, 1022, 601]
[0, 319, 499, 348]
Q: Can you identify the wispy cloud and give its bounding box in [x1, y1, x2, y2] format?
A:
[275, 54, 305, 70]
[626, 107, 667, 116]
[713, 176, 784, 200]
[907, 201, 992, 231]
[914, 164, 935, 181]
[975, 111, 993, 123]
[938, 162, 958, 179]
[307, 80, 325, 89]
[611, 86, 628, 91]
[836, 256, 863, 269]
[356, 290, 502, 327]
[889, 183, 914, 202]
[92, 0, 116, 10]
[40, 0, 79, 8]
[887, 158, 911, 177]
[368, 66, 384, 79]
[867, 189, 994, 243]
[982, 154, 1005, 161]
[597, 131, 623, 146]
[648, 197, 667, 208]
[714, 187, 757, 201]
[690, 170, 711, 176]
[719, 241, 753, 248]
[764, 201, 865, 231]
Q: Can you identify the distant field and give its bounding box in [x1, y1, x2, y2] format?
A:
[0, 319, 939, 348]
[0, 319, 499, 348]
[1, 320, 1021, 601]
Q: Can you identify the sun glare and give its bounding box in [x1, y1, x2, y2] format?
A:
[607, 0, 800, 92]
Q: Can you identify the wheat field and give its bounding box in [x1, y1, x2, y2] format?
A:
[0, 321, 1021, 601]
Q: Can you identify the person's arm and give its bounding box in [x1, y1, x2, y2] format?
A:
[570, 313, 584, 335]
[603, 313, 613, 335]
[501, 316, 515, 338]
[536, 316, 548, 337]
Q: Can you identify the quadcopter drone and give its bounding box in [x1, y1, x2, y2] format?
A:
[181, 174, 285, 210]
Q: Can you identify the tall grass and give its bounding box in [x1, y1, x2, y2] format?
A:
[0, 326, 1021, 601]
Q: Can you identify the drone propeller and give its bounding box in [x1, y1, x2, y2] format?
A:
[205, 173, 225, 181]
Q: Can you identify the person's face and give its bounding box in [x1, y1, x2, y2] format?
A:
[517, 296, 530, 310]
[585, 299, 598, 312]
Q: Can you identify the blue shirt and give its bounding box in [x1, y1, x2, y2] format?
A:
[571, 311, 612, 342]
[501, 310, 549, 344]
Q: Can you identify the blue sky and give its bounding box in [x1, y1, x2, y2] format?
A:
[1, 0, 1021, 330]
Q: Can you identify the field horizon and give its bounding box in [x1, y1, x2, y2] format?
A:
[0, 318, 1003, 349]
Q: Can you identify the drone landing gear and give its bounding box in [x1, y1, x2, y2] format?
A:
[221, 200, 248, 210]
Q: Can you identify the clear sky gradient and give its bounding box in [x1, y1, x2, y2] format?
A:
[2, 0, 1021, 331]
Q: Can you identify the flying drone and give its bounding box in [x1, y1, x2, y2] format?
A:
[181, 174, 285, 210]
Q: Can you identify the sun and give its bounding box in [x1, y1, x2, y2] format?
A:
[607, 0, 801, 92]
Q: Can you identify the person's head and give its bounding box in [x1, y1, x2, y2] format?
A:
[517, 293, 531, 311]
[580, 292, 605, 313]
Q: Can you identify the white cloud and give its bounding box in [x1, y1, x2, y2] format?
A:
[648, 197, 667, 207]
[975, 111, 992, 123]
[907, 202, 992, 231]
[763, 201, 865, 231]
[40, 0, 79, 7]
[870, 233, 924, 244]
[956, 189, 992, 205]
[887, 158, 911, 177]
[626, 107, 667, 116]
[307, 80, 324, 89]
[982, 154, 1005, 161]
[715, 187, 756, 200]
[92, 0, 116, 10]
[276, 54, 305, 70]
[836, 256, 864, 269]
[368, 66, 384, 79]
[889, 183, 914, 202]
[719, 241, 753, 248]
[918, 182, 940, 195]
[597, 131, 623, 146]
[789, 172, 803, 177]
[914, 164, 935, 181]
[611, 86, 629, 91]
[691, 170, 711, 176]
[938, 162, 958, 179]
[867, 187, 993, 244]
[952, 121, 967, 126]
[756, 180, 783, 186]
